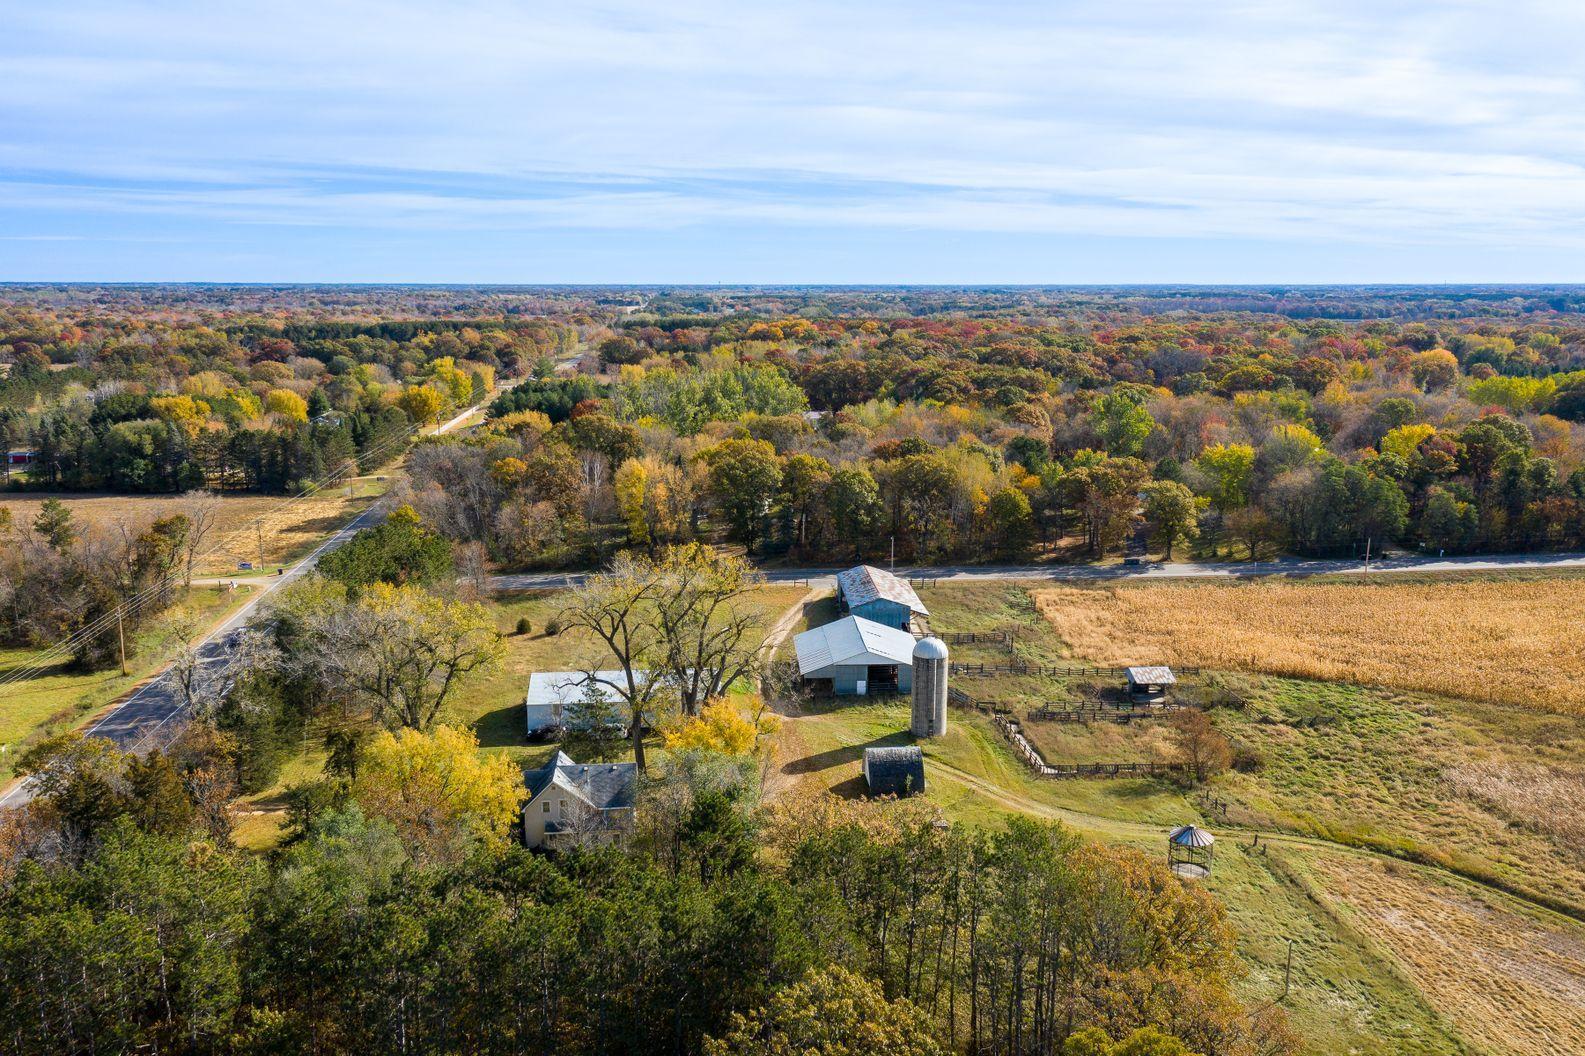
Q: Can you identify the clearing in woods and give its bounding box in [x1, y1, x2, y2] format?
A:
[1032, 576, 1585, 713]
[0, 483, 385, 576]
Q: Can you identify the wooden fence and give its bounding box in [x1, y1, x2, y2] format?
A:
[915, 629, 1015, 651]
[1026, 702, 1186, 724]
[951, 662, 1202, 678]
[950, 686, 1190, 781]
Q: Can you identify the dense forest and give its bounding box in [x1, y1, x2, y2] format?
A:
[1, 736, 1291, 1056]
[9, 285, 1585, 569]
[402, 292, 1585, 568]
[0, 306, 575, 493]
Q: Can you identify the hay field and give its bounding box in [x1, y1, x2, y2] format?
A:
[0, 484, 381, 575]
[1312, 854, 1585, 1056]
[1033, 579, 1585, 712]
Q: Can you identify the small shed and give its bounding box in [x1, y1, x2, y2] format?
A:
[1167, 824, 1215, 879]
[1125, 665, 1176, 704]
[836, 565, 929, 630]
[794, 615, 917, 695]
[864, 745, 926, 797]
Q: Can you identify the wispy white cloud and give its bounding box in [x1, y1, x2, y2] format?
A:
[4, 0, 1585, 278]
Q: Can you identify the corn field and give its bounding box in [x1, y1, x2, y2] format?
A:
[1033, 579, 1585, 713]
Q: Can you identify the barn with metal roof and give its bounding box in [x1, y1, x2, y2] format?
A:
[836, 565, 929, 629]
[793, 614, 918, 695]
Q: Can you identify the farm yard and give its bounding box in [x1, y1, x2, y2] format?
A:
[766, 573, 1585, 1056]
[230, 582, 813, 848]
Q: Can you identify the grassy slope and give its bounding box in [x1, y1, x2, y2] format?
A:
[0, 584, 257, 780]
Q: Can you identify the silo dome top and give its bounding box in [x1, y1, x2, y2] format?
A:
[912, 636, 949, 661]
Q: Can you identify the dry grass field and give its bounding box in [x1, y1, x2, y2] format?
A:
[1311, 854, 1585, 1056]
[0, 483, 382, 575]
[1033, 578, 1585, 712]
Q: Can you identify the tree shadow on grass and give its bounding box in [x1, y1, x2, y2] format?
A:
[473, 703, 525, 750]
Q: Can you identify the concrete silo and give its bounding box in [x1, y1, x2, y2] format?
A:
[910, 636, 949, 738]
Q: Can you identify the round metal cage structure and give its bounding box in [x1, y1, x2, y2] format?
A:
[1167, 824, 1215, 879]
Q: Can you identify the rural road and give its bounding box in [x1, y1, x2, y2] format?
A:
[488, 548, 1585, 592]
[0, 390, 497, 809]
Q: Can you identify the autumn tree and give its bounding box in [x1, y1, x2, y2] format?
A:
[397, 384, 445, 426]
[560, 552, 671, 770]
[1141, 481, 1199, 559]
[307, 582, 504, 730]
[664, 698, 779, 756]
[353, 724, 525, 863]
[985, 486, 1035, 556]
[652, 544, 767, 716]
[264, 388, 309, 423]
[1169, 710, 1232, 783]
[704, 966, 944, 1056]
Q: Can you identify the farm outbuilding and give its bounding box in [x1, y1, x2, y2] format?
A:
[794, 615, 917, 695]
[836, 565, 929, 630]
[525, 670, 659, 738]
[864, 745, 926, 797]
[910, 636, 949, 738]
[1125, 666, 1177, 704]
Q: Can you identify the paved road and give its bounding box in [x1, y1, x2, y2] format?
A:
[488, 548, 1585, 592]
[0, 388, 501, 809]
[0, 505, 383, 810]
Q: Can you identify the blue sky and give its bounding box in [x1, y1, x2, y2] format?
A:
[4, 0, 1585, 283]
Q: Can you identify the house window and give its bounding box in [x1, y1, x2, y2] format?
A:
[542, 802, 550, 813]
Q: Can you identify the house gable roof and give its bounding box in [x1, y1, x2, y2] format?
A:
[837, 565, 929, 617]
[793, 615, 918, 676]
[525, 752, 637, 811]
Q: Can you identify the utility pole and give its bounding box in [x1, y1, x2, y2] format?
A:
[890, 535, 895, 573]
[1363, 536, 1371, 570]
[116, 606, 128, 676]
[255, 518, 265, 570]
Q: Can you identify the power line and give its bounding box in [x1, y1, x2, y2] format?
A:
[0, 418, 424, 692]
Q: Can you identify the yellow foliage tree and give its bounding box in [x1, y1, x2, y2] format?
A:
[1380, 423, 1437, 460]
[264, 388, 309, 422]
[398, 384, 445, 425]
[354, 724, 526, 861]
[614, 458, 650, 546]
[664, 698, 779, 755]
[150, 394, 212, 437]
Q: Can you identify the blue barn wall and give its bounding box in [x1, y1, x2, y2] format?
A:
[847, 597, 912, 630]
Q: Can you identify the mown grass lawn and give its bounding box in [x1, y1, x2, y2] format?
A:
[229, 584, 813, 848]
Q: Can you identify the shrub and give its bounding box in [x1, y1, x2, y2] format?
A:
[515, 616, 533, 636]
